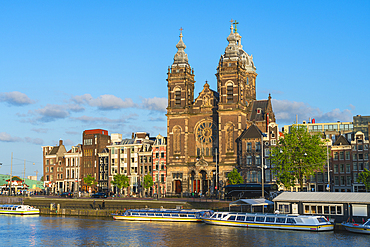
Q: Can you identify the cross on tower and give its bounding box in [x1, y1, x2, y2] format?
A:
[233, 20, 239, 33]
[179, 27, 183, 32]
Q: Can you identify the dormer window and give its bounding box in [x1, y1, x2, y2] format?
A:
[257, 108, 261, 114]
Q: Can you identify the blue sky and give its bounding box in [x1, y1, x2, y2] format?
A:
[1, 1, 369, 178]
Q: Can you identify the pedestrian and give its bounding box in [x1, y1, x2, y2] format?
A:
[93, 200, 96, 209]
[102, 200, 105, 209]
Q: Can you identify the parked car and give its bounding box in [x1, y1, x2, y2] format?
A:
[60, 192, 73, 198]
[91, 192, 107, 198]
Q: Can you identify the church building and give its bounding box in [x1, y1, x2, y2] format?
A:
[166, 22, 276, 195]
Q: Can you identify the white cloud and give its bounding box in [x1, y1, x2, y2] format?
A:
[31, 128, 48, 133]
[0, 132, 22, 142]
[272, 99, 354, 125]
[25, 137, 44, 145]
[67, 104, 85, 112]
[72, 94, 136, 110]
[72, 115, 126, 124]
[141, 97, 167, 112]
[0, 91, 35, 106]
[34, 104, 70, 121]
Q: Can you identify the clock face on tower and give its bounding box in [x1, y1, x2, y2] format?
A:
[197, 121, 216, 144]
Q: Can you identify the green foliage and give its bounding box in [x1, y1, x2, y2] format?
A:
[270, 124, 327, 190]
[143, 174, 154, 189]
[227, 168, 244, 185]
[40, 176, 44, 182]
[111, 174, 130, 190]
[357, 168, 370, 191]
[83, 174, 97, 187]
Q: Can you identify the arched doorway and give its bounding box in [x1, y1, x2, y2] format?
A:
[174, 180, 182, 194]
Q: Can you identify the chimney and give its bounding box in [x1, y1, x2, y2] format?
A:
[59, 140, 63, 146]
[132, 132, 135, 139]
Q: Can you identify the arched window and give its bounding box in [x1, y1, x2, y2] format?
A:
[173, 126, 181, 154]
[227, 83, 233, 103]
[226, 124, 234, 152]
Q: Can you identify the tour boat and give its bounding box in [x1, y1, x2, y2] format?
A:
[0, 204, 40, 215]
[112, 208, 213, 222]
[341, 219, 370, 234]
[202, 212, 334, 231]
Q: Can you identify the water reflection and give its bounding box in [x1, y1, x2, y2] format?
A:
[0, 215, 368, 246]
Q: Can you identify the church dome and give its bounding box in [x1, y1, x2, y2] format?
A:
[219, 22, 256, 73]
[172, 30, 189, 68]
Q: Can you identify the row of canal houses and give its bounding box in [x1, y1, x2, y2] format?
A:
[42, 129, 166, 196]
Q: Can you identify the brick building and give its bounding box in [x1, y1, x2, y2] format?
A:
[42, 140, 67, 194]
[166, 22, 276, 195]
[81, 129, 110, 192]
[152, 134, 167, 196]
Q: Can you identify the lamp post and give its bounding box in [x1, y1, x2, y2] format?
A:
[215, 148, 218, 198]
[326, 141, 330, 191]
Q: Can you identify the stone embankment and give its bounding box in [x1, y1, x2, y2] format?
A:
[22, 197, 230, 217]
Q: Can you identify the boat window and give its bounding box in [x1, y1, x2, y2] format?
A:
[311, 206, 317, 214]
[148, 213, 155, 216]
[317, 217, 327, 223]
[132, 213, 139, 216]
[336, 206, 342, 215]
[330, 206, 336, 215]
[188, 214, 196, 218]
[222, 214, 228, 218]
[304, 205, 310, 214]
[172, 214, 179, 217]
[246, 216, 255, 222]
[265, 217, 275, 223]
[236, 216, 245, 221]
[163, 213, 171, 217]
[255, 217, 265, 222]
[317, 206, 323, 214]
[275, 218, 286, 223]
[155, 214, 162, 217]
[139, 213, 146, 216]
[295, 218, 303, 223]
[324, 206, 329, 214]
[180, 214, 187, 217]
[364, 221, 370, 226]
[228, 215, 236, 221]
[286, 218, 296, 224]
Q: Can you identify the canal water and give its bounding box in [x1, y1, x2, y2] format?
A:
[0, 215, 368, 246]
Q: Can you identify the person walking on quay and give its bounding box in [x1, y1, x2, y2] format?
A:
[102, 200, 105, 209]
[93, 200, 96, 209]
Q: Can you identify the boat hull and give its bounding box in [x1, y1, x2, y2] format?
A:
[203, 218, 334, 231]
[342, 223, 370, 234]
[113, 215, 202, 222]
[0, 210, 40, 215]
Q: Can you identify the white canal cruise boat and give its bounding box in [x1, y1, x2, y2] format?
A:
[341, 218, 370, 234]
[0, 204, 40, 215]
[113, 208, 213, 222]
[203, 212, 334, 231]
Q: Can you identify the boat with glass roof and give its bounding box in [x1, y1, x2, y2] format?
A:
[342, 218, 370, 234]
[0, 204, 40, 215]
[202, 212, 334, 231]
[112, 208, 213, 222]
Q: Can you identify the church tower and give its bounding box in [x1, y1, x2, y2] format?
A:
[167, 30, 195, 112]
[216, 21, 257, 165]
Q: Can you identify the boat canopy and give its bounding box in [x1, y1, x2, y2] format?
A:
[229, 199, 273, 211]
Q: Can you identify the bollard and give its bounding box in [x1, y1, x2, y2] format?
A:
[50, 203, 53, 210]
[57, 204, 60, 213]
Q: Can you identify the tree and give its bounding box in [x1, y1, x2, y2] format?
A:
[83, 174, 97, 192]
[357, 168, 370, 191]
[270, 124, 327, 190]
[40, 176, 44, 182]
[143, 174, 154, 189]
[143, 174, 154, 196]
[111, 174, 130, 195]
[227, 168, 244, 185]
